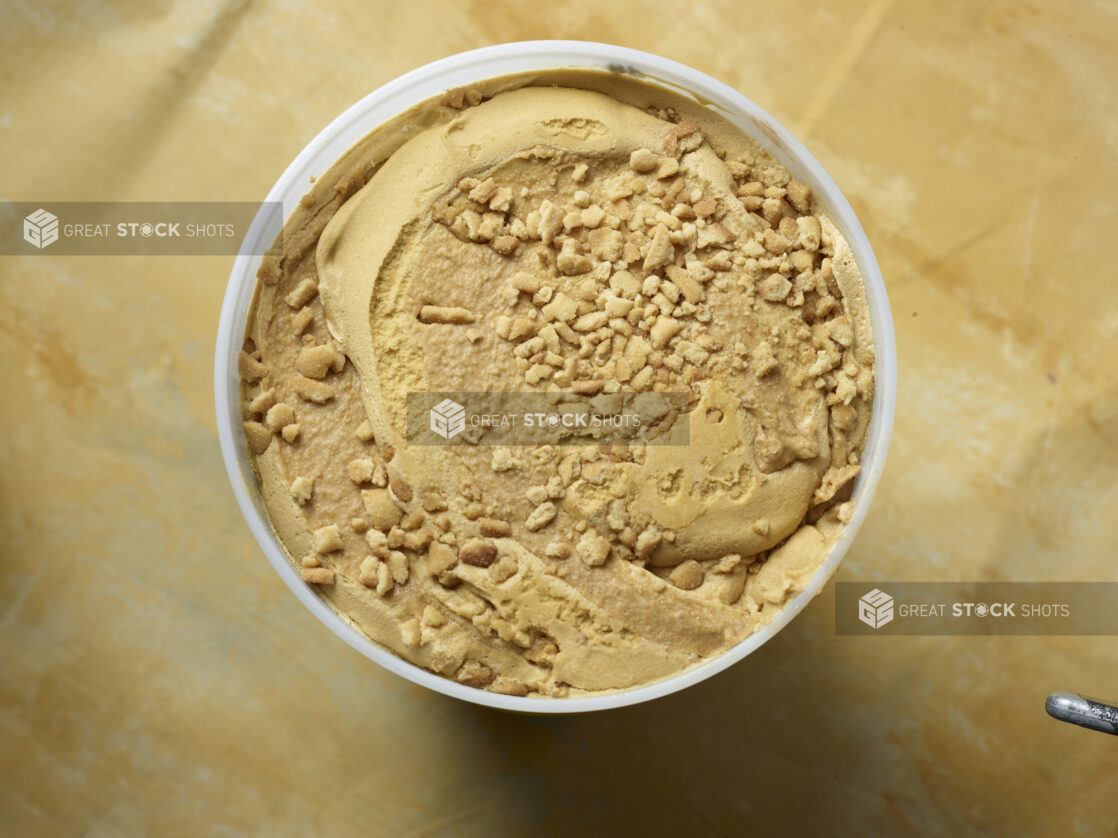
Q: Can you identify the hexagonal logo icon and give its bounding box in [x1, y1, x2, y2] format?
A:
[858, 588, 894, 629]
[23, 208, 59, 249]
[430, 398, 465, 440]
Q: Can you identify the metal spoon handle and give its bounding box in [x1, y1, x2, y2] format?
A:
[1046, 692, 1118, 735]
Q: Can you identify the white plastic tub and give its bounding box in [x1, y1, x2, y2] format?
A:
[215, 41, 897, 713]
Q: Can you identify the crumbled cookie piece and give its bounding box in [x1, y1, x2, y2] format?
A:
[403, 529, 433, 552]
[468, 177, 498, 203]
[557, 242, 592, 276]
[537, 199, 564, 245]
[374, 561, 394, 595]
[257, 254, 281, 286]
[301, 567, 335, 585]
[362, 489, 402, 531]
[419, 305, 475, 324]
[389, 477, 413, 503]
[366, 529, 390, 558]
[581, 205, 605, 228]
[663, 119, 700, 156]
[635, 525, 662, 558]
[284, 278, 317, 309]
[797, 215, 821, 251]
[510, 272, 540, 294]
[421, 492, 448, 513]
[545, 539, 571, 560]
[455, 660, 494, 688]
[697, 222, 733, 249]
[289, 476, 314, 505]
[359, 558, 382, 589]
[813, 463, 860, 505]
[242, 421, 272, 454]
[388, 551, 410, 585]
[712, 554, 742, 574]
[763, 230, 791, 255]
[572, 379, 604, 395]
[348, 458, 377, 485]
[400, 618, 421, 647]
[292, 376, 334, 404]
[761, 273, 793, 303]
[291, 306, 314, 336]
[238, 352, 268, 382]
[427, 542, 458, 576]
[265, 402, 295, 432]
[247, 389, 277, 415]
[785, 179, 812, 214]
[508, 317, 537, 342]
[750, 341, 778, 377]
[491, 448, 522, 472]
[525, 502, 557, 531]
[280, 423, 300, 443]
[492, 235, 518, 255]
[440, 88, 466, 109]
[541, 291, 578, 323]
[665, 265, 702, 304]
[479, 517, 512, 537]
[656, 157, 680, 179]
[313, 524, 343, 553]
[358, 556, 386, 592]
[589, 228, 624, 261]
[400, 508, 425, 531]
[295, 344, 340, 379]
[354, 420, 375, 442]
[643, 225, 675, 272]
[576, 530, 610, 567]
[693, 196, 718, 218]
[490, 676, 529, 696]
[649, 315, 683, 348]
[629, 148, 658, 172]
[489, 554, 518, 584]
[459, 539, 498, 568]
[670, 560, 703, 590]
[371, 463, 389, 487]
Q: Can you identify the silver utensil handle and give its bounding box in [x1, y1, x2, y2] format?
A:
[1046, 692, 1118, 735]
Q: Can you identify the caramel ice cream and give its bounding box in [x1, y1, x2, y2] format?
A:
[238, 69, 874, 697]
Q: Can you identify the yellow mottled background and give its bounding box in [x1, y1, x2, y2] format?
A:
[2, 1, 1117, 835]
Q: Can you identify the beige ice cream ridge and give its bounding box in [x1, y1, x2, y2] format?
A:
[239, 70, 874, 697]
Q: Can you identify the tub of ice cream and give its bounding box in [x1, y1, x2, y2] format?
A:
[215, 41, 897, 712]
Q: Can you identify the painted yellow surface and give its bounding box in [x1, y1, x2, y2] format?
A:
[1, 1, 1116, 834]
